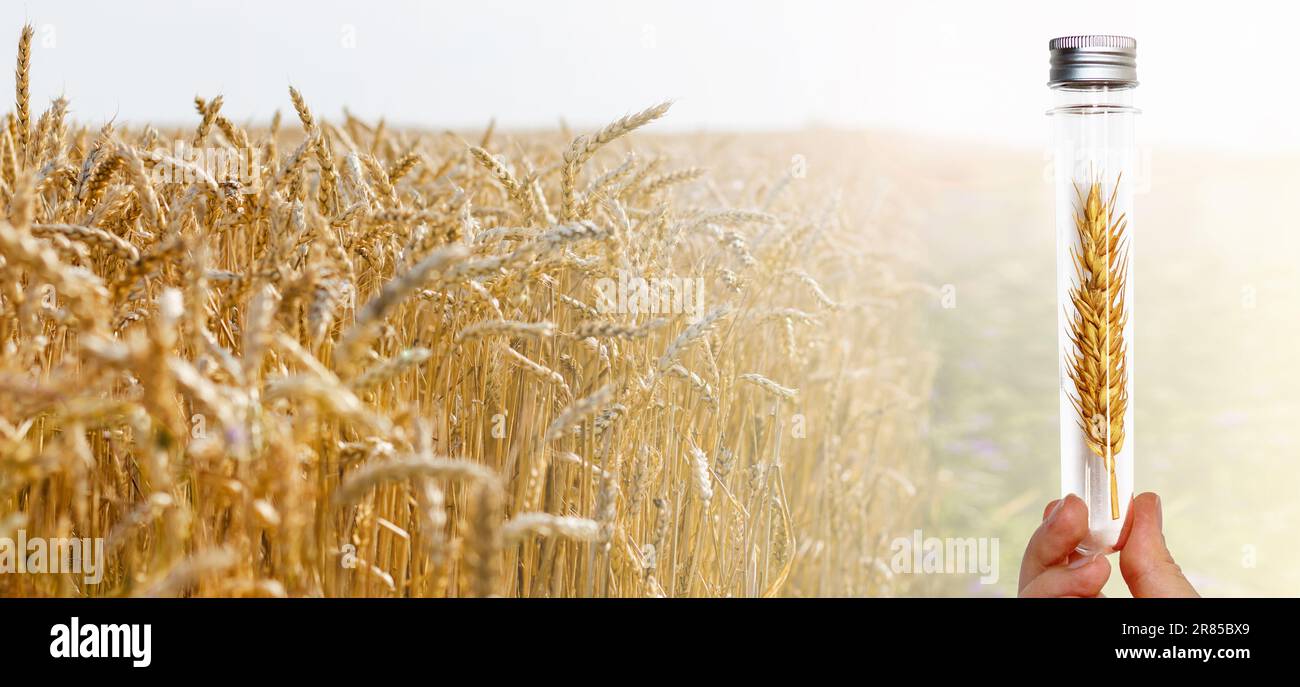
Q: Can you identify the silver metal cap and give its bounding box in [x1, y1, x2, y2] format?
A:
[1048, 35, 1137, 88]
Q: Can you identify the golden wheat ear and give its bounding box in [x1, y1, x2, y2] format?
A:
[1066, 177, 1129, 520]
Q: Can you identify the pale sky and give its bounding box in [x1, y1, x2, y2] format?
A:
[3, 0, 1297, 151]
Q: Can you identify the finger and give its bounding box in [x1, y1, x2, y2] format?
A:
[1113, 495, 1137, 551]
[1019, 554, 1111, 598]
[1042, 499, 1062, 521]
[1118, 492, 1199, 598]
[1019, 494, 1089, 592]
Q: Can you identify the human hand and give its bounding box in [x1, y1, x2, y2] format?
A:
[1117, 492, 1199, 597]
[1018, 491, 1199, 597]
[1017, 494, 1112, 597]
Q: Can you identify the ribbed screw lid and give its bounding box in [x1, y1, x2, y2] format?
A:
[1049, 35, 1137, 87]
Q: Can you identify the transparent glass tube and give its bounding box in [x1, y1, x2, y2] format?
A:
[1050, 85, 1137, 555]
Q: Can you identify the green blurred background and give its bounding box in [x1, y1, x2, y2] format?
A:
[905, 138, 1300, 597]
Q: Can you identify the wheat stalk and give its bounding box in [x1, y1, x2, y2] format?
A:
[502, 513, 601, 543]
[1066, 177, 1129, 520]
[561, 102, 672, 220]
[13, 24, 32, 168]
[455, 319, 555, 344]
[740, 372, 799, 401]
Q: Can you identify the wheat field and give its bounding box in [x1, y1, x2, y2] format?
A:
[0, 25, 935, 597]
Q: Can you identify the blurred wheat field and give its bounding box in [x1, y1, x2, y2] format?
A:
[0, 26, 937, 597]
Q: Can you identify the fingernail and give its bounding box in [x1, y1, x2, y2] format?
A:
[1154, 493, 1163, 530]
[1069, 554, 1099, 570]
[1046, 498, 1066, 525]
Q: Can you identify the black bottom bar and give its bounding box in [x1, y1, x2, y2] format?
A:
[0, 598, 1282, 675]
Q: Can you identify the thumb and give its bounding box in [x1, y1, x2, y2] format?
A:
[1118, 492, 1199, 598]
